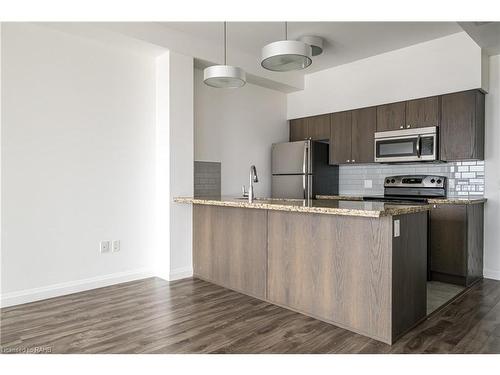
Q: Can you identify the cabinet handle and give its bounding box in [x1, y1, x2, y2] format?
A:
[406, 124, 411, 128]
[352, 159, 356, 163]
[346, 159, 350, 163]
[400, 125, 404, 129]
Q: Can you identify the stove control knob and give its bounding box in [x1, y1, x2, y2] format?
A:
[391, 179, 396, 183]
[430, 178, 436, 183]
[437, 179, 442, 184]
[386, 179, 391, 184]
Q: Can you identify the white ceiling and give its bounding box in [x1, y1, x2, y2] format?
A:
[459, 22, 500, 55]
[161, 22, 463, 73]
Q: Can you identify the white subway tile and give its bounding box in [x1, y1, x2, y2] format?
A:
[462, 161, 477, 166]
[458, 166, 469, 172]
[455, 173, 461, 178]
[470, 166, 484, 172]
[461, 172, 476, 179]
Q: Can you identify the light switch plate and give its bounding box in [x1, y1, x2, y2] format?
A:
[100, 240, 111, 254]
[112, 240, 120, 252]
[394, 220, 400, 237]
[364, 179, 372, 189]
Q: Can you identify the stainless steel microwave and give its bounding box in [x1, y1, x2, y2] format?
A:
[374, 126, 438, 163]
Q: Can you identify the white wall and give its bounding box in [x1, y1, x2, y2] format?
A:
[484, 54, 500, 280]
[1, 23, 158, 305]
[168, 52, 194, 279]
[287, 32, 484, 119]
[194, 68, 288, 197]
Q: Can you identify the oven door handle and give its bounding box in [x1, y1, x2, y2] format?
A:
[416, 135, 421, 158]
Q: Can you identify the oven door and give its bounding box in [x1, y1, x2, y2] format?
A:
[374, 133, 437, 162]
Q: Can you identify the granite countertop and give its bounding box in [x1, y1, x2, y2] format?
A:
[174, 196, 431, 218]
[316, 195, 487, 205]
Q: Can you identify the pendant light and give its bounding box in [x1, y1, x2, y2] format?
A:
[261, 22, 313, 72]
[204, 22, 246, 88]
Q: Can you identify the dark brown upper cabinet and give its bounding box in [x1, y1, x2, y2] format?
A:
[329, 108, 375, 165]
[351, 107, 377, 164]
[440, 90, 485, 161]
[308, 114, 330, 141]
[289, 114, 330, 142]
[329, 111, 352, 165]
[406, 96, 440, 128]
[289, 118, 309, 142]
[376, 102, 406, 132]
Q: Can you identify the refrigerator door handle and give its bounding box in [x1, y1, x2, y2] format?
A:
[302, 141, 308, 174]
[302, 141, 310, 199]
[303, 174, 306, 199]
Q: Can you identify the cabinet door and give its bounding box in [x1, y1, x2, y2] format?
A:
[430, 205, 467, 277]
[329, 111, 352, 165]
[351, 107, 376, 164]
[289, 118, 309, 142]
[376, 102, 406, 132]
[440, 90, 485, 161]
[308, 114, 330, 141]
[406, 96, 440, 128]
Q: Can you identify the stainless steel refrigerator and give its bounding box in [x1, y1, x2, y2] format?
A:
[271, 140, 339, 199]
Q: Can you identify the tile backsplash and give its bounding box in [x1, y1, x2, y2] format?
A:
[339, 161, 485, 198]
[194, 161, 221, 198]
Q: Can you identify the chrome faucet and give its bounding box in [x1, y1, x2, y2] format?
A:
[248, 165, 259, 203]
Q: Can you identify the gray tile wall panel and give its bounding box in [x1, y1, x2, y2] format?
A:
[339, 161, 485, 198]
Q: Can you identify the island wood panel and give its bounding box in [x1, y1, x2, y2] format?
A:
[351, 107, 376, 163]
[406, 96, 440, 128]
[391, 212, 428, 340]
[193, 205, 268, 299]
[440, 90, 485, 161]
[267, 210, 393, 343]
[376, 102, 406, 132]
[467, 203, 484, 286]
[329, 111, 352, 164]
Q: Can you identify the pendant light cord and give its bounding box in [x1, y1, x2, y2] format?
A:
[285, 21, 288, 40]
[224, 21, 227, 65]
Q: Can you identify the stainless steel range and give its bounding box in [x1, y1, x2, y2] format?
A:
[363, 175, 447, 203]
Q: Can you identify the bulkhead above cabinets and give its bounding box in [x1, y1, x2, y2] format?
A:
[289, 89, 485, 165]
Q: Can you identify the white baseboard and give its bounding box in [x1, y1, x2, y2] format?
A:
[169, 266, 193, 281]
[484, 268, 500, 281]
[0, 268, 155, 308]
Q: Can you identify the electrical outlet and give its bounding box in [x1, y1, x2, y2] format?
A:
[100, 240, 111, 254]
[364, 179, 373, 189]
[112, 240, 120, 253]
[394, 220, 400, 238]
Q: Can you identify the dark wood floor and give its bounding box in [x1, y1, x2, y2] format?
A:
[1, 277, 500, 354]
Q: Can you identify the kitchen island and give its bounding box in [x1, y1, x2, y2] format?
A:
[175, 197, 431, 344]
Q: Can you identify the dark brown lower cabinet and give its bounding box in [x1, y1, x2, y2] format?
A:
[430, 203, 484, 286]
